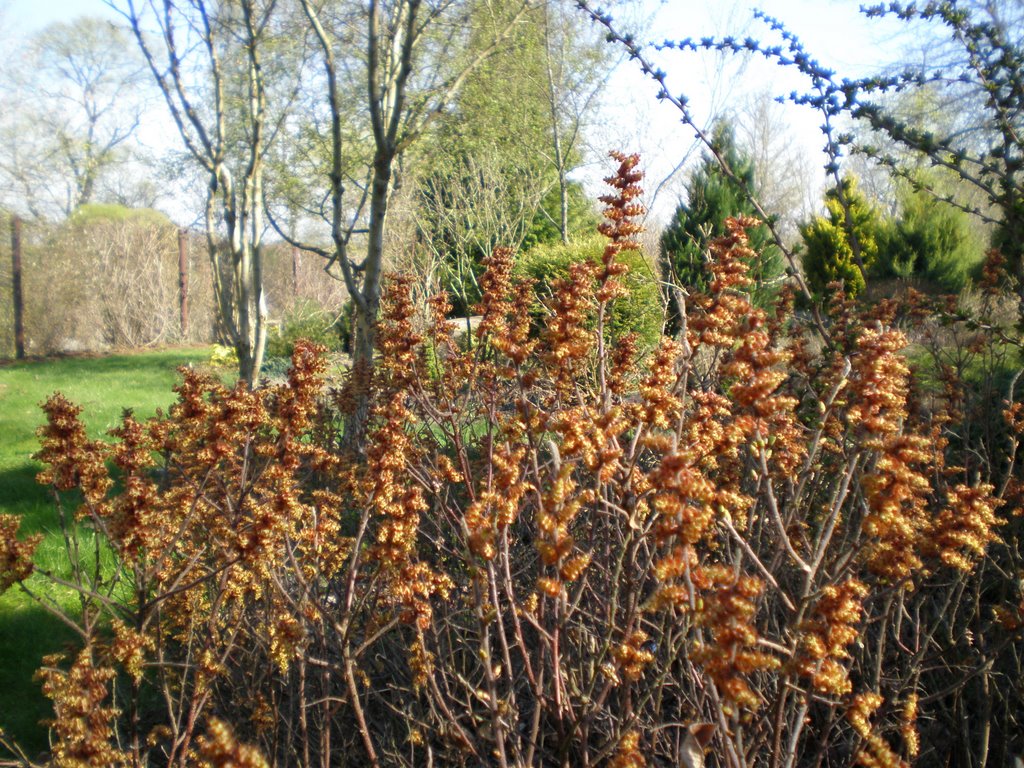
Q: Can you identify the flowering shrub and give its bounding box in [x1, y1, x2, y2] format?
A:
[207, 343, 239, 369]
[1, 153, 1022, 767]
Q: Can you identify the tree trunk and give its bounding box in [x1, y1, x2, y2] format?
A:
[559, 169, 570, 244]
[346, 300, 379, 449]
[343, 149, 393, 450]
[178, 228, 190, 339]
[237, 342, 257, 384]
[11, 216, 25, 359]
[251, 240, 267, 383]
[237, 241, 255, 382]
[996, 188, 1024, 324]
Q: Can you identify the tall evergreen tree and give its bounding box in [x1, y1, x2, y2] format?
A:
[414, 14, 551, 315]
[659, 122, 782, 331]
[415, 0, 604, 315]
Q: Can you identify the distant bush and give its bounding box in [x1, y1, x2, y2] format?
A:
[265, 299, 345, 360]
[70, 203, 172, 228]
[517, 233, 663, 351]
[208, 343, 238, 368]
[13, 205, 216, 355]
[874, 187, 985, 293]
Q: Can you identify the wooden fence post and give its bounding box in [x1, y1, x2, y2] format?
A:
[11, 216, 25, 359]
[178, 228, 190, 338]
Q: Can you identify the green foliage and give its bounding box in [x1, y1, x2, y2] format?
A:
[415, 7, 555, 316]
[804, 174, 983, 297]
[522, 181, 598, 251]
[660, 122, 782, 323]
[685, 2, 1024, 304]
[874, 186, 985, 293]
[855, 3, 1024, 276]
[69, 204, 174, 230]
[991, 196, 1024, 274]
[265, 301, 344, 360]
[517, 234, 662, 351]
[209, 344, 239, 369]
[417, 0, 605, 314]
[801, 221, 868, 297]
[800, 176, 882, 297]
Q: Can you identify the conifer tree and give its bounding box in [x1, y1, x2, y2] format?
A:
[660, 122, 782, 330]
[800, 177, 883, 298]
[875, 181, 985, 293]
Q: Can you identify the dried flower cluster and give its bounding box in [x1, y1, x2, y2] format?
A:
[794, 579, 869, 696]
[847, 693, 908, 768]
[195, 719, 269, 768]
[37, 651, 129, 768]
[0, 515, 39, 592]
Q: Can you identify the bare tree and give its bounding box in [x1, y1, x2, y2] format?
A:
[539, 0, 611, 243]
[275, 0, 539, 444]
[735, 90, 819, 243]
[0, 17, 147, 218]
[34, 19, 146, 210]
[643, 0, 757, 222]
[116, 0, 305, 383]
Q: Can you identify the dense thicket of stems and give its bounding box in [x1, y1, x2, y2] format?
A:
[1, 156, 1021, 767]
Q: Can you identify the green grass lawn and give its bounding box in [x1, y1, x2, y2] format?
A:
[0, 348, 216, 753]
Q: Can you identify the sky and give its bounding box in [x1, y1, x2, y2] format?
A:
[4, 0, 121, 35]
[590, 0, 912, 222]
[1, 0, 914, 225]
[2, 0, 907, 65]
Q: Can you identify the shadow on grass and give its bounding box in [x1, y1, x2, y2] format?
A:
[0, 350, 202, 377]
[0, 464, 82, 757]
[0, 600, 77, 755]
[0, 464, 53, 535]
[0, 348, 210, 759]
